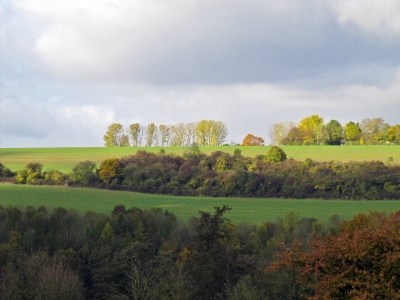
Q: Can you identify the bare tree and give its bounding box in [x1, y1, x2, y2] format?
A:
[269, 122, 296, 145]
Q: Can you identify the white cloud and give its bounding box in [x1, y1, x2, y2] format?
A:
[330, 0, 400, 36]
[56, 105, 115, 128]
[13, 0, 329, 82]
[1, 0, 400, 147]
[1, 74, 400, 147]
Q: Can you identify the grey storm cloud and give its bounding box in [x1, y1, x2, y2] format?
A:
[0, 98, 54, 138]
[12, 0, 400, 85]
[1, 0, 400, 147]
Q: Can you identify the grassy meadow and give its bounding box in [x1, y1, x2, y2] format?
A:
[0, 145, 399, 172]
[1, 184, 400, 224]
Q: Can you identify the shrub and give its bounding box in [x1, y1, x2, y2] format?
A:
[70, 160, 97, 186]
[264, 146, 287, 163]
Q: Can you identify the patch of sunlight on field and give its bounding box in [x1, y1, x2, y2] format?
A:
[1, 184, 400, 224]
[0, 146, 399, 172]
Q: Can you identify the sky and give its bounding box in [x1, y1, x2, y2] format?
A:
[1, 0, 400, 147]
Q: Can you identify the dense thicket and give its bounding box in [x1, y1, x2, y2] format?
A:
[0, 205, 343, 299]
[5, 148, 400, 199]
[268, 211, 400, 299]
[2, 205, 400, 299]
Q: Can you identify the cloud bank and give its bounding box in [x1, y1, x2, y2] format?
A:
[0, 0, 400, 147]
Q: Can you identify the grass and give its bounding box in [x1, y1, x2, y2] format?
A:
[0, 146, 399, 172]
[1, 184, 400, 224]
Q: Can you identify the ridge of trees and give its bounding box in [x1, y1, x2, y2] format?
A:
[4, 147, 400, 200]
[104, 120, 229, 147]
[269, 115, 400, 145]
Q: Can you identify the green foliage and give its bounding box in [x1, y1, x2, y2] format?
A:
[103, 123, 124, 147]
[4, 184, 400, 225]
[44, 169, 68, 185]
[264, 146, 287, 162]
[344, 121, 361, 144]
[0, 163, 14, 178]
[16, 162, 43, 184]
[233, 148, 242, 156]
[325, 119, 343, 145]
[70, 160, 97, 185]
[185, 206, 234, 299]
[0, 204, 399, 299]
[100, 222, 114, 243]
[183, 143, 201, 159]
[298, 114, 324, 129]
[3, 146, 400, 173]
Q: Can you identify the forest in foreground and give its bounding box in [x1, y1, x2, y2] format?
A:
[0, 204, 399, 299]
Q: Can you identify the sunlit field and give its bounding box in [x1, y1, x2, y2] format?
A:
[1, 184, 399, 224]
[0, 145, 399, 172]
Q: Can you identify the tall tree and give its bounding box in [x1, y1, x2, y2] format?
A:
[298, 114, 324, 130]
[145, 123, 156, 147]
[325, 119, 343, 145]
[210, 121, 228, 146]
[184, 206, 235, 299]
[344, 121, 361, 145]
[129, 123, 141, 147]
[185, 122, 197, 146]
[269, 122, 296, 145]
[103, 123, 124, 147]
[119, 129, 130, 147]
[313, 123, 329, 145]
[158, 124, 171, 147]
[298, 114, 324, 144]
[196, 120, 211, 146]
[359, 117, 388, 144]
[177, 123, 188, 146]
[387, 124, 400, 144]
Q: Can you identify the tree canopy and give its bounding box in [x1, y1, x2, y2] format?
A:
[241, 134, 265, 146]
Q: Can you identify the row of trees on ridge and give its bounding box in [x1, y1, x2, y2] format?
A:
[104, 120, 229, 147]
[269, 115, 400, 145]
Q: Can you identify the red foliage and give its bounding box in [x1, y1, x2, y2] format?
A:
[266, 211, 400, 299]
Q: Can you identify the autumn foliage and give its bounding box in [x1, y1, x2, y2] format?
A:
[98, 158, 122, 183]
[241, 134, 265, 146]
[266, 211, 400, 299]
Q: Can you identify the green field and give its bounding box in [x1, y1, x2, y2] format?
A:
[0, 145, 399, 172]
[1, 184, 399, 224]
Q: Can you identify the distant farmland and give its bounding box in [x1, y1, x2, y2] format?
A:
[0, 145, 399, 172]
[1, 184, 400, 224]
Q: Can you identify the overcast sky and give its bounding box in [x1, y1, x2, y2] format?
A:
[1, 0, 400, 147]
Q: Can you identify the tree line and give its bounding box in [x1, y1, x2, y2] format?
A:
[4, 146, 400, 199]
[0, 204, 399, 299]
[269, 115, 400, 145]
[104, 120, 229, 147]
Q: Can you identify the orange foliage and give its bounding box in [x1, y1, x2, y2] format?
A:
[266, 212, 400, 299]
[241, 134, 265, 146]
